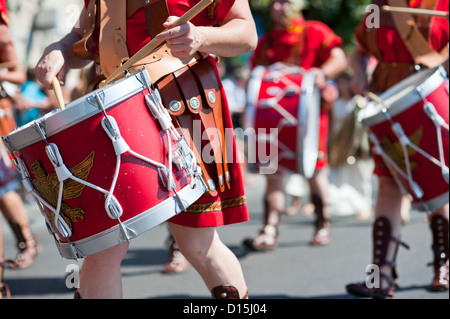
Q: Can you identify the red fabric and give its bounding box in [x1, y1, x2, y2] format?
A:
[355, 0, 449, 63]
[0, 0, 8, 25]
[251, 17, 343, 171]
[251, 18, 343, 69]
[84, 0, 235, 56]
[169, 55, 248, 228]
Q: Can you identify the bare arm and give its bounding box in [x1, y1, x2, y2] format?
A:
[349, 44, 371, 95]
[0, 24, 26, 85]
[155, 0, 258, 58]
[35, 7, 91, 88]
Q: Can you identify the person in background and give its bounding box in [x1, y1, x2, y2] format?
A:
[243, 0, 347, 251]
[0, 0, 41, 299]
[346, 0, 449, 298]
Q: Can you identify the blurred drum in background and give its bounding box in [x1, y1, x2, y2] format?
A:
[245, 63, 321, 177]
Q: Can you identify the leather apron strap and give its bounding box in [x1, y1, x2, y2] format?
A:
[388, 0, 449, 68]
[98, 0, 129, 78]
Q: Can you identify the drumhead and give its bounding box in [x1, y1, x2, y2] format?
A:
[358, 67, 447, 127]
[3, 69, 152, 152]
[298, 71, 320, 178]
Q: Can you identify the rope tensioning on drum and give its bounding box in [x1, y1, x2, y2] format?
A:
[11, 84, 202, 259]
[368, 94, 449, 209]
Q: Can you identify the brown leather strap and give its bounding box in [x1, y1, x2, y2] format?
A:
[170, 65, 225, 194]
[190, 60, 231, 190]
[98, 0, 129, 77]
[388, 0, 448, 68]
[72, 0, 99, 61]
[156, 72, 217, 196]
[144, 0, 170, 38]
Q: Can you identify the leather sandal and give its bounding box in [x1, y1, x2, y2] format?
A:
[429, 215, 449, 291]
[346, 216, 409, 299]
[8, 221, 42, 269]
[346, 273, 398, 299]
[163, 237, 189, 274]
[243, 198, 280, 251]
[243, 224, 278, 251]
[310, 194, 331, 246]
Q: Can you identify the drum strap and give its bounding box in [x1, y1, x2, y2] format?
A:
[156, 59, 231, 195]
[98, 0, 129, 78]
[387, 0, 449, 68]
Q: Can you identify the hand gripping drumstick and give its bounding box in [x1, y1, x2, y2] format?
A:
[100, 0, 213, 88]
[52, 77, 66, 110]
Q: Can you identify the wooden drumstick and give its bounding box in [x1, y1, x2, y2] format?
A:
[382, 5, 449, 18]
[52, 77, 66, 111]
[100, 0, 213, 88]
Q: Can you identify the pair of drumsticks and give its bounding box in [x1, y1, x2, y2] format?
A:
[52, 0, 213, 111]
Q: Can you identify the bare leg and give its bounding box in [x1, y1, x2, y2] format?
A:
[78, 243, 129, 299]
[168, 222, 248, 298]
[243, 173, 286, 251]
[308, 169, 331, 246]
[0, 191, 40, 268]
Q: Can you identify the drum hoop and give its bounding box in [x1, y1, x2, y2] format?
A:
[297, 71, 320, 178]
[412, 191, 450, 212]
[55, 176, 206, 259]
[4, 69, 152, 152]
[244, 65, 266, 131]
[359, 67, 446, 127]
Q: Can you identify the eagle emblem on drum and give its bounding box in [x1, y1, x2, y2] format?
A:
[380, 126, 424, 172]
[30, 151, 95, 232]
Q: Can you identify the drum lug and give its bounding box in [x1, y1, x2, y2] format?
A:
[117, 222, 137, 244]
[66, 238, 85, 261]
[172, 188, 188, 213]
[158, 167, 176, 190]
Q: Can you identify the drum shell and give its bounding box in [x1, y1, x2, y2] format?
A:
[3, 70, 200, 257]
[359, 67, 449, 211]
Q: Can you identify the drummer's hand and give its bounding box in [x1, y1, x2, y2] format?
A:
[321, 81, 339, 111]
[35, 44, 67, 89]
[154, 16, 203, 57]
[310, 68, 327, 89]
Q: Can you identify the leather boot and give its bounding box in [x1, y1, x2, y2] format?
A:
[346, 216, 409, 298]
[211, 285, 248, 299]
[429, 215, 449, 291]
[310, 194, 331, 246]
[8, 221, 41, 269]
[243, 198, 279, 251]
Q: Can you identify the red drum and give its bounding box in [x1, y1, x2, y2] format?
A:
[3, 68, 207, 259]
[358, 67, 449, 211]
[245, 63, 321, 177]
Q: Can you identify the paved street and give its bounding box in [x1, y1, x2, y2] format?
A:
[1, 173, 448, 300]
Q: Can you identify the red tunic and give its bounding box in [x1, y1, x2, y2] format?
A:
[355, 0, 449, 64]
[0, 0, 8, 25]
[251, 17, 344, 171]
[81, 0, 248, 228]
[355, 0, 449, 177]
